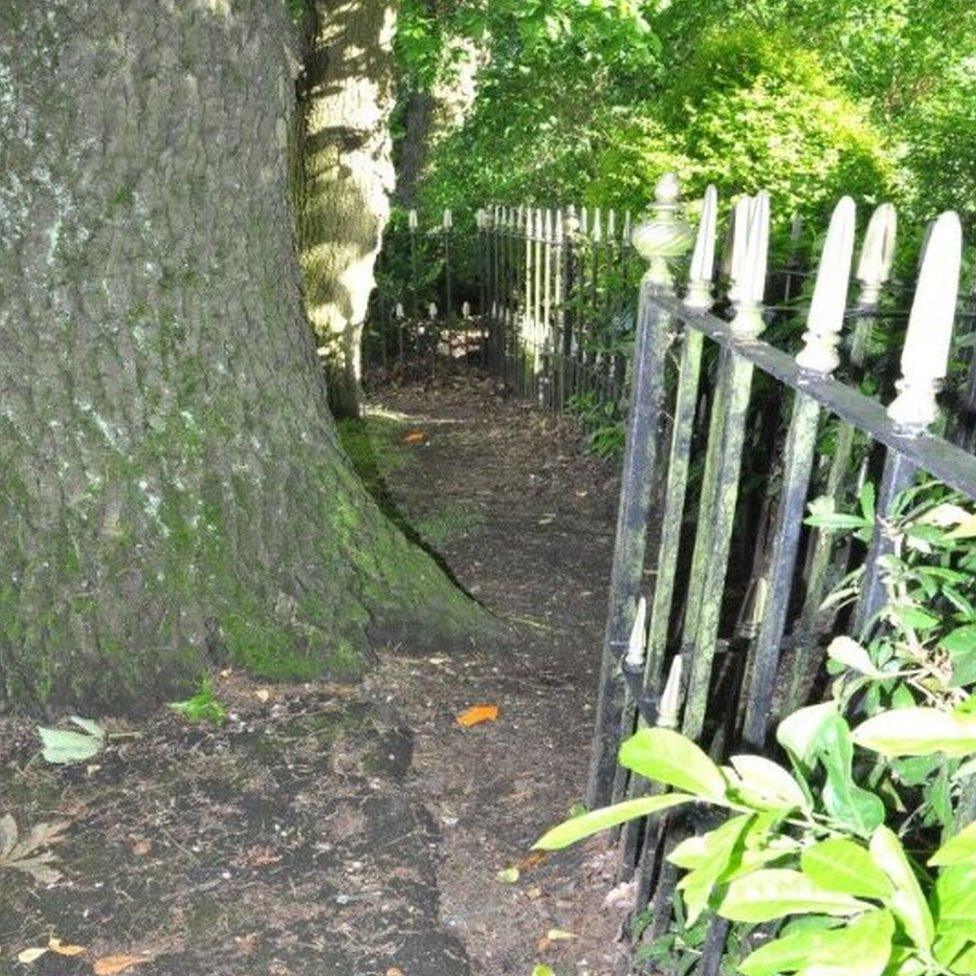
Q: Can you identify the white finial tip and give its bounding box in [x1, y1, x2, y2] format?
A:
[655, 173, 680, 206]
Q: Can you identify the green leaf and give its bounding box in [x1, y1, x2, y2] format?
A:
[68, 716, 106, 740]
[776, 702, 839, 771]
[819, 715, 885, 836]
[869, 826, 934, 951]
[801, 838, 892, 899]
[933, 862, 976, 933]
[930, 820, 976, 866]
[532, 967, 556, 976]
[826, 637, 883, 678]
[618, 728, 727, 801]
[940, 625, 976, 688]
[740, 908, 894, 976]
[671, 814, 753, 925]
[532, 792, 694, 851]
[853, 708, 976, 757]
[718, 869, 872, 923]
[728, 755, 809, 812]
[36, 726, 105, 765]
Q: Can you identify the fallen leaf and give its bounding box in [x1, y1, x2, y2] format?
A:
[17, 947, 48, 963]
[547, 928, 576, 941]
[254, 689, 270, 703]
[93, 954, 150, 975]
[496, 866, 519, 883]
[386, 969, 406, 976]
[536, 937, 551, 952]
[516, 849, 548, 873]
[402, 430, 427, 445]
[456, 704, 499, 727]
[131, 839, 152, 857]
[49, 937, 86, 956]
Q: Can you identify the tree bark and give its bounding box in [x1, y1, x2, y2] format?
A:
[299, 0, 397, 419]
[0, 0, 486, 713]
[396, 28, 487, 206]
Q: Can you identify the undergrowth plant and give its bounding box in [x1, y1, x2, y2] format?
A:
[537, 483, 976, 976]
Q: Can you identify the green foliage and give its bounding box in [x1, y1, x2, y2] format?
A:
[539, 480, 976, 976]
[169, 678, 226, 726]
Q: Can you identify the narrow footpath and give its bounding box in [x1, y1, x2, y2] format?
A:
[0, 370, 632, 976]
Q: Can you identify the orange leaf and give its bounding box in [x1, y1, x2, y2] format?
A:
[93, 954, 150, 975]
[456, 704, 499, 727]
[49, 937, 86, 956]
[402, 430, 427, 445]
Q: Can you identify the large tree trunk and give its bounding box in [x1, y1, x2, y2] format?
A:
[299, 0, 397, 419]
[0, 0, 486, 713]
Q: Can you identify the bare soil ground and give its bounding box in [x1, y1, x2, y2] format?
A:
[0, 369, 634, 976]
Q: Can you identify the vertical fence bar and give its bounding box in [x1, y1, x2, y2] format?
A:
[855, 211, 962, 635]
[739, 197, 856, 750]
[587, 175, 695, 809]
[783, 202, 897, 714]
[619, 186, 717, 876]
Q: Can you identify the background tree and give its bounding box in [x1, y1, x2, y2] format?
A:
[299, 0, 398, 418]
[0, 0, 485, 712]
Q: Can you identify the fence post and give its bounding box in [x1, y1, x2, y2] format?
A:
[587, 174, 694, 809]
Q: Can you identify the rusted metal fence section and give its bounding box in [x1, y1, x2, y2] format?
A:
[591, 175, 976, 973]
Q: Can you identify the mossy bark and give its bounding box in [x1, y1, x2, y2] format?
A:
[298, 0, 396, 419]
[0, 0, 488, 713]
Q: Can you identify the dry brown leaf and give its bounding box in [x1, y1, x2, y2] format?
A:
[456, 704, 499, 727]
[386, 969, 406, 976]
[516, 849, 548, 873]
[93, 953, 150, 975]
[254, 689, 270, 703]
[402, 430, 427, 445]
[131, 838, 152, 857]
[49, 937, 87, 956]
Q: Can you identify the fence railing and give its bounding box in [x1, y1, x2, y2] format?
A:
[369, 180, 976, 972]
[588, 175, 976, 973]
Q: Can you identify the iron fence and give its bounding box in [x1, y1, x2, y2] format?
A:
[368, 179, 976, 973]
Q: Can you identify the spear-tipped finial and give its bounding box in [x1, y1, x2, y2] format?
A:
[729, 192, 770, 337]
[592, 207, 603, 243]
[684, 184, 718, 311]
[796, 196, 857, 374]
[443, 208, 453, 230]
[656, 655, 683, 730]
[428, 301, 438, 319]
[624, 596, 648, 672]
[607, 208, 617, 241]
[887, 211, 963, 434]
[408, 209, 418, 231]
[462, 301, 471, 318]
[394, 302, 405, 318]
[856, 203, 897, 306]
[563, 205, 580, 238]
[630, 172, 695, 288]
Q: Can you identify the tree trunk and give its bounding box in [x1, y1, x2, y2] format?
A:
[299, 0, 397, 419]
[0, 0, 486, 713]
[396, 28, 487, 206]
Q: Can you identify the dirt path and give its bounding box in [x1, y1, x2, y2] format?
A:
[0, 371, 632, 976]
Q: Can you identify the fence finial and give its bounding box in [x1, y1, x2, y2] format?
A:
[856, 202, 897, 305]
[428, 301, 438, 319]
[725, 196, 751, 301]
[656, 655, 683, 730]
[796, 196, 857, 374]
[684, 184, 718, 310]
[729, 191, 770, 337]
[592, 207, 603, 243]
[630, 173, 695, 289]
[442, 208, 453, 231]
[624, 596, 647, 671]
[887, 211, 963, 434]
[408, 209, 418, 232]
